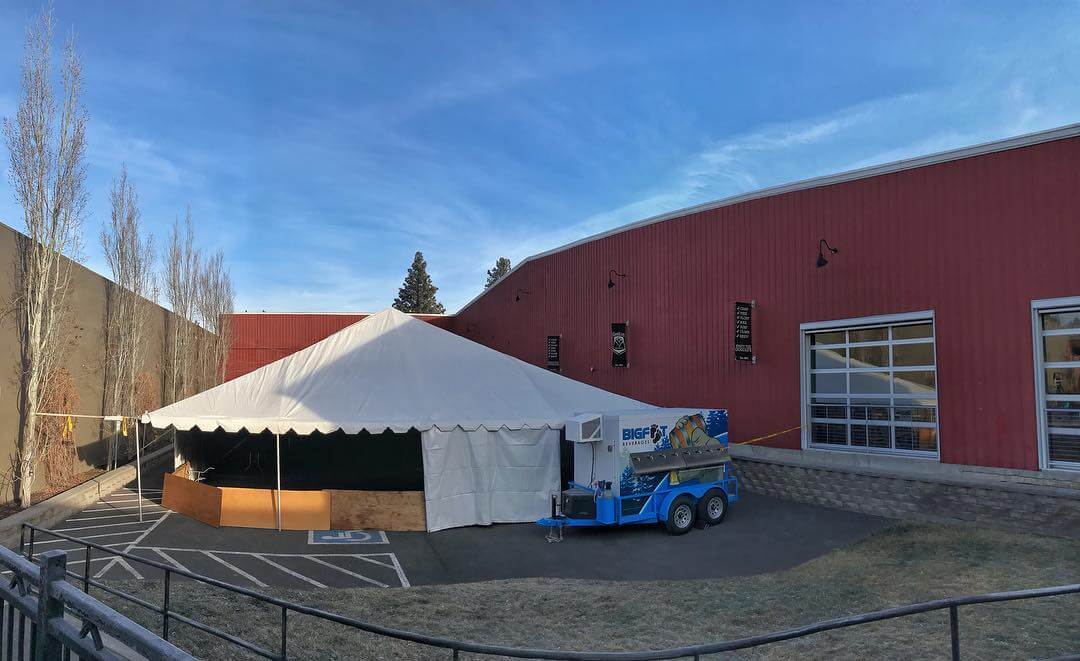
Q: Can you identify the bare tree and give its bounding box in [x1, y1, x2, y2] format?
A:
[195, 249, 234, 387]
[2, 9, 88, 506]
[163, 210, 200, 402]
[100, 164, 156, 427]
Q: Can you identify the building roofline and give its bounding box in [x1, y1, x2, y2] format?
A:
[232, 311, 452, 316]
[457, 121, 1080, 315]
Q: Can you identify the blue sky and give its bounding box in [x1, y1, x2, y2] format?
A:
[0, 1, 1078, 312]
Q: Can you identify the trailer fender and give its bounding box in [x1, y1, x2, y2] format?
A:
[657, 489, 691, 522]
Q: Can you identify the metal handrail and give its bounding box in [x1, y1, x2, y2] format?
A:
[0, 542, 192, 659]
[21, 523, 1079, 660]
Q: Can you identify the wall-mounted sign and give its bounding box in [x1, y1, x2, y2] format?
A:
[546, 335, 561, 372]
[734, 301, 754, 363]
[611, 322, 628, 367]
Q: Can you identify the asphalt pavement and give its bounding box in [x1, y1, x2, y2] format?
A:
[21, 464, 895, 589]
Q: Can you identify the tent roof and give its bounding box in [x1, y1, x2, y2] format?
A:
[146, 308, 652, 435]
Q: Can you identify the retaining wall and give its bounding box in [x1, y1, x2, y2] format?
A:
[732, 445, 1080, 539]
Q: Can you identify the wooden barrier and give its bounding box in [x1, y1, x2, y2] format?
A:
[162, 465, 424, 531]
[162, 466, 222, 527]
[219, 486, 331, 530]
[329, 490, 427, 531]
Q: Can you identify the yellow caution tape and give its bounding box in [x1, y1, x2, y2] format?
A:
[735, 424, 802, 446]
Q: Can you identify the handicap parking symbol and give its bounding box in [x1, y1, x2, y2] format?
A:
[308, 529, 389, 545]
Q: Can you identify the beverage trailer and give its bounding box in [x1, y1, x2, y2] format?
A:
[538, 408, 738, 538]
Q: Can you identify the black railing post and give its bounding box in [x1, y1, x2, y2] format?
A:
[27, 527, 35, 560]
[83, 544, 92, 594]
[280, 606, 287, 661]
[163, 569, 171, 641]
[35, 550, 67, 660]
[19, 526, 25, 556]
[949, 604, 960, 660]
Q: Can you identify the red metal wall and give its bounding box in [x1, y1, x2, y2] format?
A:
[225, 313, 453, 380]
[453, 136, 1080, 471]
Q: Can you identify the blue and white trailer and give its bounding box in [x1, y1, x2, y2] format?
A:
[537, 408, 738, 536]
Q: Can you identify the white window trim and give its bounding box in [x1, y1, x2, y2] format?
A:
[1031, 296, 1080, 471]
[799, 310, 940, 460]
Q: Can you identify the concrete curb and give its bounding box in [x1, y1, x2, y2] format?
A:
[0, 443, 173, 550]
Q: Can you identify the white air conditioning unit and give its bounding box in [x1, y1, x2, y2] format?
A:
[565, 413, 603, 443]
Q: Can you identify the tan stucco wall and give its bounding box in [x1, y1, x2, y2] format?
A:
[0, 221, 189, 503]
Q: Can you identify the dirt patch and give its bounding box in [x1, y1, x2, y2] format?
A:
[97, 522, 1080, 660]
[0, 469, 104, 519]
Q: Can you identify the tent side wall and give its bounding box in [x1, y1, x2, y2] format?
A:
[421, 427, 562, 532]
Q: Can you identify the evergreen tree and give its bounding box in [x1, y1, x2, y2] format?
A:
[393, 251, 446, 313]
[484, 257, 512, 288]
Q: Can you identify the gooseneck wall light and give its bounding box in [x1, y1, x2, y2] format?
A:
[514, 288, 530, 302]
[608, 269, 626, 289]
[816, 239, 839, 268]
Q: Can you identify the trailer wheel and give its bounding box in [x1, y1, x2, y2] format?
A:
[664, 496, 695, 535]
[697, 488, 728, 526]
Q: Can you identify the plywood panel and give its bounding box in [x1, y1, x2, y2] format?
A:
[330, 490, 426, 531]
[219, 487, 330, 530]
[162, 468, 222, 527]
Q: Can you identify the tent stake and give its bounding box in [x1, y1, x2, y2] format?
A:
[275, 431, 282, 531]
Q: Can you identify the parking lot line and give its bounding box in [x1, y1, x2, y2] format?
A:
[66, 512, 159, 522]
[254, 554, 327, 588]
[150, 548, 191, 573]
[201, 551, 268, 588]
[386, 553, 411, 588]
[84, 504, 165, 513]
[33, 531, 144, 546]
[94, 511, 171, 579]
[116, 558, 145, 580]
[344, 553, 398, 571]
[303, 556, 388, 588]
[56, 515, 167, 534]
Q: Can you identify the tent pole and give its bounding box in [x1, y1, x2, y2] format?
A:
[135, 420, 143, 523]
[275, 431, 282, 531]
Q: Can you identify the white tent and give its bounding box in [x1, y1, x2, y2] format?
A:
[146, 308, 653, 531]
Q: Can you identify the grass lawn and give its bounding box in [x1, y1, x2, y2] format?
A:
[101, 522, 1078, 660]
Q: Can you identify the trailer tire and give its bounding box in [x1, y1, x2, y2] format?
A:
[664, 496, 695, 535]
[697, 489, 728, 526]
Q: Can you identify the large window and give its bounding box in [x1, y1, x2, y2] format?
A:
[802, 313, 938, 457]
[1033, 298, 1080, 470]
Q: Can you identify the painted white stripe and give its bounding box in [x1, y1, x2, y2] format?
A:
[303, 556, 387, 588]
[56, 516, 165, 533]
[386, 553, 411, 588]
[343, 554, 398, 571]
[83, 505, 165, 513]
[201, 552, 267, 588]
[115, 558, 144, 580]
[98, 497, 162, 504]
[94, 511, 171, 579]
[151, 548, 190, 574]
[254, 555, 326, 588]
[32, 531, 143, 545]
[136, 546, 394, 559]
[66, 512, 154, 522]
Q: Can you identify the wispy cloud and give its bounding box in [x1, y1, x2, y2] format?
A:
[87, 122, 192, 187]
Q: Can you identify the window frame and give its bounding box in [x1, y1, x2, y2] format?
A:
[800, 310, 940, 459]
[1031, 296, 1080, 471]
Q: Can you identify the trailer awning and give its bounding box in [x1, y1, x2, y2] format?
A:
[145, 308, 652, 435]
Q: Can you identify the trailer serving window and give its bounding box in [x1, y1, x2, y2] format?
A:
[1032, 297, 1080, 470]
[801, 312, 938, 457]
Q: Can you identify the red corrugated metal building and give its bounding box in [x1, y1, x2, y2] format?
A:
[226, 125, 1080, 475]
[226, 313, 453, 381]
